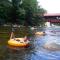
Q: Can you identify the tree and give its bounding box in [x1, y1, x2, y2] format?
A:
[0, 0, 22, 24]
[7, 0, 21, 24]
[21, 0, 46, 26]
[0, 0, 46, 26]
[0, 0, 12, 24]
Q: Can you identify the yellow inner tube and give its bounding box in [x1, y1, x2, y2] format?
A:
[35, 32, 45, 35]
[8, 38, 29, 47]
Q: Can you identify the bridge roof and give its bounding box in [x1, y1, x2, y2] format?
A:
[44, 13, 60, 16]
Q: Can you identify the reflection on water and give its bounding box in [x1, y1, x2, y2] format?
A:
[1, 27, 60, 60]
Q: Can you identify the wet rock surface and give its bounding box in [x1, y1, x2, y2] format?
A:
[44, 42, 60, 51]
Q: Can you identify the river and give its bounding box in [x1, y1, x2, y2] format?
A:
[0, 26, 60, 60]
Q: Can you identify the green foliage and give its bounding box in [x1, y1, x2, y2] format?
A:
[0, 0, 46, 26]
[0, 1, 9, 19]
[21, 0, 46, 26]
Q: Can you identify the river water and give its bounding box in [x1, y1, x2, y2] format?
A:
[1, 26, 60, 60]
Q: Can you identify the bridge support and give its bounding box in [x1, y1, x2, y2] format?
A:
[45, 22, 51, 27]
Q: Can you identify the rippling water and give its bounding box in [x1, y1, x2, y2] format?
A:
[1, 26, 60, 60]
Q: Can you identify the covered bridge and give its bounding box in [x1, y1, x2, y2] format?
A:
[44, 13, 60, 23]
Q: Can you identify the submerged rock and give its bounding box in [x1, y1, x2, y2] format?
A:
[44, 42, 60, 51]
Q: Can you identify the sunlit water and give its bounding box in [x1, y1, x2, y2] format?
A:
[1, 26, 60, 60]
